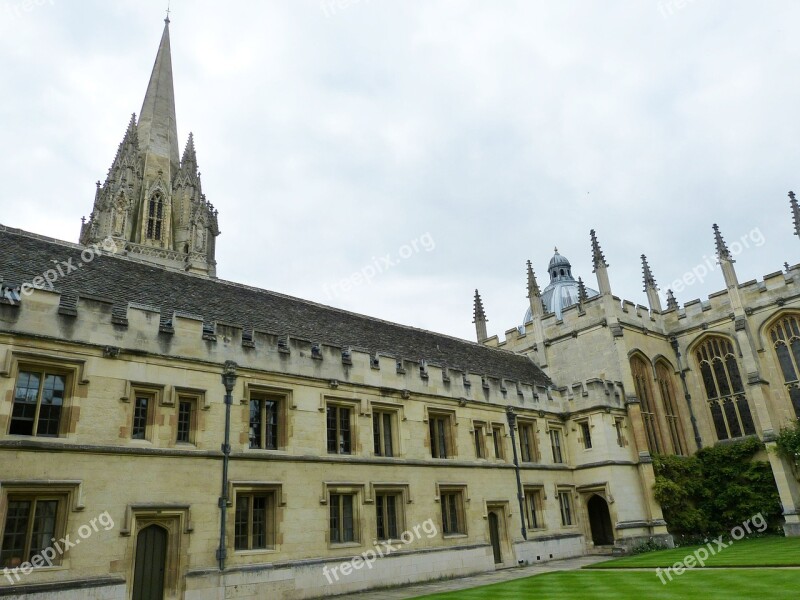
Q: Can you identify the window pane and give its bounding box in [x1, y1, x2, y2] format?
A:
[342, 495, 354, 542]
[30, 501, 58, 558]
[383, 413, 393, 457]
[249, 400, 262, 449]
[376, 496, 386, 539]
[713, 359, 732, 397]
[437, 419, 447, 458]
[699, 362, 718, 399]
[1, 500, 31, 567]
[736, 396, 756, 435]
[386, 495, 398, 539]
[725, 355, 744, 393]
[776, 343, 798, 383]
[177, 400, 192, 443]
[723, 399, 742, 439]
[709, 400, 728, 440]
[251, 496, 267, 549]
[373, 415, 382, 455]
[234, 495, 249, 550]
[339, 408, 351, 454]
[265, 400, 278, 450]
[330, 495, 340, 542]
[326, 407, 337, 453]
[132, 396, 149, 439]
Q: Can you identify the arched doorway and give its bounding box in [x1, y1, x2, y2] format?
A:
[488, 512, 502, 564]
[132, 524, 168, 600]
[587, 495, 614, 546]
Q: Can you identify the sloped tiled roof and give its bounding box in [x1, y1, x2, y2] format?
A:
[0, 226, 550, 386]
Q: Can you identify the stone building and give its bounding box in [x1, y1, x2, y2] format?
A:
[0, 17, 798, 600]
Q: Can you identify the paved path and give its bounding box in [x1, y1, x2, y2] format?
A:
[339, 555, 609, 600]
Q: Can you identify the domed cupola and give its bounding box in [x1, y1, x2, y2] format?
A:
[523, 247, 599, 323]
[548, 248, 573, 282]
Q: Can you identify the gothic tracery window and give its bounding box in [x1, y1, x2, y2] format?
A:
[769, 314, 800, 418]
[146, 192, 164, 240]
[630, 355, 663, 454]
[695, 337, 756, 440]
[655, 361, 687, 455]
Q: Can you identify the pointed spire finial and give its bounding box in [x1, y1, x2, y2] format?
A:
[590, 229, 608, 272]
[526, 260, 541, 298]
[790, 191, 800, 238]
[713, 223, 732, 261]
[666, 289, 678, 310]
[577, 277, 588, 304]
[165, 1, 171, 24]
[473, 289, 487, 323]
[641, 254, 657, 292]
[554, 246, 558, 253]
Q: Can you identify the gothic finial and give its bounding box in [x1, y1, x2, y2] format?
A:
[526, 260, 541, 298]
[666, 289, 678, 310]
[554, 246, 558, 253]
[165, 1, 171, 24]
[577, 277, 588, 304]
[641, 254, 657, 292]
[712, 223, 732, 261]
[786, 262, 791, 272]
[590, 229, 608, 272]
[790, 191, 800, 238]
[473, 289, 487, 323]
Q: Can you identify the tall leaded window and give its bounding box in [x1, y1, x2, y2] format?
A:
[769, 314, 800, 418]
[146, 191, 164, 240]
[695, 337, 756, 440]
[234, 492, 275, 550]
[329, 493, 356, 543]
[326, 405, 352, 455]
[249, 396, 280, 450]
[1, 496, 61, 566]
[630, 356, 663, 454]
[655, 361, 687, 455]
[9, 370, 65, 437]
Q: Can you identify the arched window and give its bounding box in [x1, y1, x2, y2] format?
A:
[695, 337, 756, 440]
[768, 314, 800, 418]
[655, 361, 687, 455]
[630, 355, 663, 454]
[146, 192, 164, 241]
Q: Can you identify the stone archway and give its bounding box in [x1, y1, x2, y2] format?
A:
[587, 494, 614, 546]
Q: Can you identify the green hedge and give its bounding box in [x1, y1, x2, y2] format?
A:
[652, 437, 783, 543]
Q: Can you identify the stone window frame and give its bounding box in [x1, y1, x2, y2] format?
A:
[1, 351, 90, 439]
[435, 483, 469, 538]
[424, 406, 458, 459]
[0, 481, 84, 571]
[229, 482, 284, 555]
[244, 384, 292, 452]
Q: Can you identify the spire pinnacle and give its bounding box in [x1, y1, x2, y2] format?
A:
[138, 18, 179, 176]
[526, 260, 541, 298]
[712, 223, 732, 261]
[577, 277, 588, 304]
[473, 289, 487, 323]
[472, 289, 488, 343]
[181, 132, 197, 166]
[590, 229, 608, 272]
[666, 289, 679, 310]
[641, 254, 657, 292]
[790, 191, 800, 238]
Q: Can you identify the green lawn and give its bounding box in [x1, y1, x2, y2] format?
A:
[588, 536, 800, 568]
[411, 569, 800, 599]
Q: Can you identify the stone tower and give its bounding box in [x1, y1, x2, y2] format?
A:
[80, 18, 219, 277]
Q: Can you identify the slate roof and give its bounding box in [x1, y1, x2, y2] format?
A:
[0, 226, 550, 386]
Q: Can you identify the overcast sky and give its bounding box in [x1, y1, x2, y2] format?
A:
[1, 0, 798, 342]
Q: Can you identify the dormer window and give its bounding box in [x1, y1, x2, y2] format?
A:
[146, 192, 164, 240]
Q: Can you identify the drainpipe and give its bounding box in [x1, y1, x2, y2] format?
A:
[217, 360, 238, 571]
[670, 337, 702, 451]
[505, 406, 528, 540]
